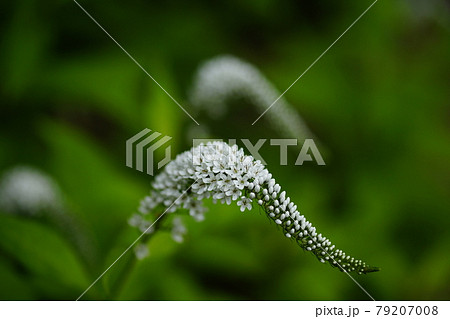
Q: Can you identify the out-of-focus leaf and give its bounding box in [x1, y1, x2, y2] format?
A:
[41, 53, 141, 127]
[0, 214, 89, 298]
[40, 122, 144, 258]
[0, 259, 35, 300]
[1, 0, 51, 99]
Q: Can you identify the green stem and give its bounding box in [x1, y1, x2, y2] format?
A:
[110, 212, 168, 299]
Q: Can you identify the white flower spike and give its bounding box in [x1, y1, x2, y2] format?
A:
[132, 142, 378, 274]
[189, 55, 313, 140]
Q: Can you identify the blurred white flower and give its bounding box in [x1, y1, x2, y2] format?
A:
[0, 166, 98, 266]
[0, 166, 63, 216]
[134, 243, 149, 260]
[171, 217, 187, 243]
[189, 55, 313, 139]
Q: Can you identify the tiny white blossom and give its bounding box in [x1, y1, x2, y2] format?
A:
[171, 217, 187, 243]
[226, 188, 242, 201]
[237, 196, 252, 212]
[134, 243, 149, 260]
[234, 175, 248, 190]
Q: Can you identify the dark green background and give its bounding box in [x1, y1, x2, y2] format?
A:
[0, 0, 449, 300]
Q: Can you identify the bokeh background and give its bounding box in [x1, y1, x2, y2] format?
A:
[0, 0, 449, 300]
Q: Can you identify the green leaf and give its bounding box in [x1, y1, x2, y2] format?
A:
[0, 214, 89, 298]
[40, 122, 144, 263]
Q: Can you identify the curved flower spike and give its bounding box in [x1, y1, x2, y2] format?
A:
[132, 142, 379, 274]
[189, 55, 313, 140]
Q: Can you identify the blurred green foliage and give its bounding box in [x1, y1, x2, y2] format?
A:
[0, 0, 449, 300]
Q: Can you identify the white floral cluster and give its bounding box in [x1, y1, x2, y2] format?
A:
[131, 142, 377, 274]
[0, 166, 63, 216]
[189, 55, 312, 140]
